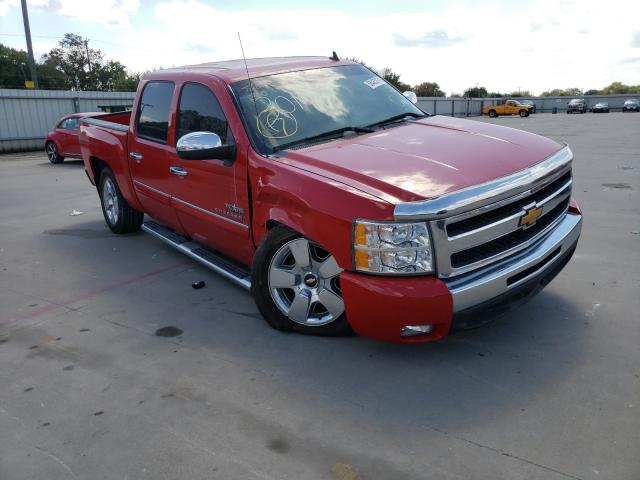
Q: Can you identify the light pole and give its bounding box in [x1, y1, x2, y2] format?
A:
[20, 0, 39, 88]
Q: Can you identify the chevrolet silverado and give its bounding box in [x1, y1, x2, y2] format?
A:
[79, 56, 582, 344]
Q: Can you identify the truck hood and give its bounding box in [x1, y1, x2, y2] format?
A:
[277, 115, 563, 204]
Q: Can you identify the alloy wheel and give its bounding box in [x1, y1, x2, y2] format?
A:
[102, 177, 119, 225]
[268, 238, 344, 326]
[47, 143, 57, 162]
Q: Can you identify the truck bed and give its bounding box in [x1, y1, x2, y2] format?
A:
[80, 110, 131, 132]
[79, 111, 131, 188]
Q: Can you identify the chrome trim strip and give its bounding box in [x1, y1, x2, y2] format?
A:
[142, 223, 251, 291]
[447, 187, 571, 252]
[133, 180, 170, 198]
[62, 152, 82, 157]
[439, 206, 569, 278]
[394, 146, 573, 221]
[172, 197, 249, 229]
[80, 117, 129, 132]
[446, 213, 581, 312]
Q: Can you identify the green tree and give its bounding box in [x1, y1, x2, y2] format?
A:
[0, 43, 31, 88]
[584, 89, 601, 96]
[40, 33, 140, 91]
[600, 82, 640, 94]
[541, 87, 583, 97]
[379, 67, 411, 91]
[486, 91, 505, 98]
[463, 86, 488, 98]
[413, 82, 445, 97]
[41, 33, 104, 90]
[509, 90, 532, 98]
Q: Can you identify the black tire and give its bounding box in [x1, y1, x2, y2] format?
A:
[488, 109, 497, 118]
[251, 226, 352, 336]
[519, 109, 529, 117]
[98, 167, 143, 234]
[46, 141, 63, 164]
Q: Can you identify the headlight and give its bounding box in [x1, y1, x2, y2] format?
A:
[353, 220, 434, 275]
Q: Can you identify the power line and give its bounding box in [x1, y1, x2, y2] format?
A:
[0, 32, 161, 54]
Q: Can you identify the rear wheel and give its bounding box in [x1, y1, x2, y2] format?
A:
[99, 168, 143, 234]
[519, 109, 529, 117]
[251, 226, 351, 336]
[46, 141, 63, 164]
[488, 109, 497, 118]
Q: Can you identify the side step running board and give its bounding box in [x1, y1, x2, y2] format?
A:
[141, 221, 251, 291]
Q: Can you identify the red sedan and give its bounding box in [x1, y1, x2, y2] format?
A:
[45, 113, 102, 164]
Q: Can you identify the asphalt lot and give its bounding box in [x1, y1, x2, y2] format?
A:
[1, 113, 639, 480]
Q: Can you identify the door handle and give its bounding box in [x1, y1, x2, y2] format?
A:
[169, 166, 188, 177]
[129, 152, 144, 162]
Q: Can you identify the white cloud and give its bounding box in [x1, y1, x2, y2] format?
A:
[3, 0, 640, 94]
[1, 0, 139, 27]
[0, 0, 19, 16]
[106, 0, 640, 94]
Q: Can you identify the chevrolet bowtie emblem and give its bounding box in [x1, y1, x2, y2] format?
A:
[520, 205, 543, 228]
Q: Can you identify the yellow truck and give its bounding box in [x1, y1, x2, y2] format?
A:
[483, 99, 533, 118]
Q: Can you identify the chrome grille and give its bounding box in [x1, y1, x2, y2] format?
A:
[429, 165, 572, 278]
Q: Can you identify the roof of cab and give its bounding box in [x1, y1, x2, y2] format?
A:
[145, 56, 356, 84]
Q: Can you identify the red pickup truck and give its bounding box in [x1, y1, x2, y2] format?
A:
[79, 56, 582, 344]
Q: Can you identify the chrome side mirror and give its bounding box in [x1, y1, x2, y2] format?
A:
[403, 91, 418, 104]
[176, 131, 235, 162]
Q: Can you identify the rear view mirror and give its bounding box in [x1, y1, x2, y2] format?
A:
[403, 91, 418, 104]
[176, 131, 235, 162]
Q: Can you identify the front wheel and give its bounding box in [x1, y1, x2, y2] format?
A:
[99, 168, 143, 234]
[519, 109, 529, 117]
[46, 142, 63, 164]
[251, 226, 351, 336]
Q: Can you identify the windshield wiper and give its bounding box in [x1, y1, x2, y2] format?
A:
[366, 112, 426, 129]
[272, 126, 375, 153]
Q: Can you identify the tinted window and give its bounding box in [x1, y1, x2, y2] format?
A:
[177, 83, 229, 143]
[137, 81, 174, 143]
[59, 118, 79, 130]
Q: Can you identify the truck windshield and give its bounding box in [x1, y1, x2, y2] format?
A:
[230, 65, 424, 154]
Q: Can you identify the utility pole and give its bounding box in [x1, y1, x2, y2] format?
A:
[84, 39, 93, 90]
[85, 40, 92, 74]
[20, 0, 39, 88]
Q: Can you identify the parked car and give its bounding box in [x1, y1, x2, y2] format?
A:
[482, 99, 533, 117]
[79, 56, 582, 344]
[591, 102, 609, 113]
[518, 99, 536, 113]
[45, 112, 102, 164]
[622, 99, 640, 112]
[566, 99, 587, 114]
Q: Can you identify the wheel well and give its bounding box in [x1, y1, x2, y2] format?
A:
[266, 220, 286, 231]
[90, 157, 109, 187]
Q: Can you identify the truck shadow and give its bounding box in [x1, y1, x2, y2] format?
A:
[212, 291, 589, 435]
[35, 159, 85, 168]
[39, 218, 590, 437]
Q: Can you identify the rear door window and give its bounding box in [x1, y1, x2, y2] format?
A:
[59, 118, 79, 130]
[136, 81, 174, 143]
[176, 83, 230, 144]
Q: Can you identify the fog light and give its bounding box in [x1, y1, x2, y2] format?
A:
[401, 324, 434, 337]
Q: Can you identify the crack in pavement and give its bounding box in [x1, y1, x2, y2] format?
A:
[33, 446, 79, 479]
[429, 426, 584, 480]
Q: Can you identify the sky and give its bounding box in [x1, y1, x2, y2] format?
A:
[1, 0, 639, 95]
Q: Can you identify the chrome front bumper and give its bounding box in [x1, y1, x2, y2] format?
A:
[445, 212, 582, 312]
